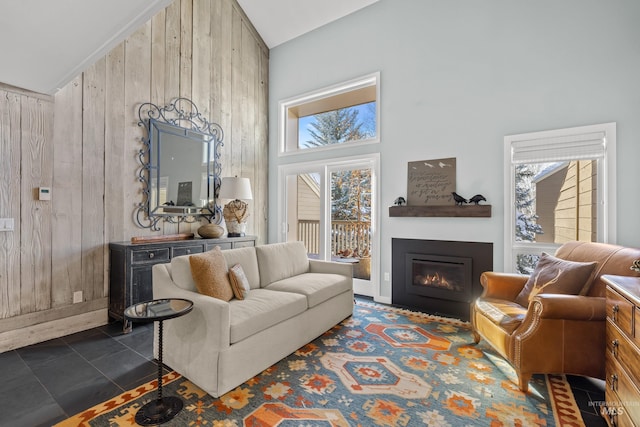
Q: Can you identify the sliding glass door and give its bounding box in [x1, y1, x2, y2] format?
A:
[280, 155, 379, 297]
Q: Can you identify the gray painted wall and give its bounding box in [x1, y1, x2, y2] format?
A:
[268, 0, 640, 299]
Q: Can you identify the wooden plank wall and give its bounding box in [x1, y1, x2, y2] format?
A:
[0, 0, 268, 344]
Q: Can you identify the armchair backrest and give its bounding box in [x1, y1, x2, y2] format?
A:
[555, 241, 640, 297]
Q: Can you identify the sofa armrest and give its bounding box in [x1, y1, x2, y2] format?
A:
[309, 259, 354, 279]
[152, 263, 231, 350]
[480, 271, 529, 301]
[530, 294, 606, 321]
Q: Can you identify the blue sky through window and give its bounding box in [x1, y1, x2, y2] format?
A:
[298, 102, 376, 148]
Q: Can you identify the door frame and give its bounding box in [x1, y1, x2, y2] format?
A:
[277, 153, 380, 298]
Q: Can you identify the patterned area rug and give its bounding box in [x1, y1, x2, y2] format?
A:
[57, 300, 585, 426]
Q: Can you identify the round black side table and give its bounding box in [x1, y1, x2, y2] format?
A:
[124, 298, 193, 426]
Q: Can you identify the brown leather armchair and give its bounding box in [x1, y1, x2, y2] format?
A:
[471, 241, 640, 392]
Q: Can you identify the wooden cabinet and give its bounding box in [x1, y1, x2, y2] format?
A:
[109, 236, 256, 327]
[603, 275, 640, 427]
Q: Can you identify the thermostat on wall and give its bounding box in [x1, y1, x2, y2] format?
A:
[38, 187, 51, 201]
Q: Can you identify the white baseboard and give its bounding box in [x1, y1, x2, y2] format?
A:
[374, 295, 391, 304]
[0, 309, 109, 353]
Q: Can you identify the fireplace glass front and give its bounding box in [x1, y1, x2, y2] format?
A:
[406, 253, 472, 303]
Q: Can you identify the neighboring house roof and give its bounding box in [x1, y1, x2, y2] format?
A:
[533, 162, 569, 183]
[300, 174, 320, 197]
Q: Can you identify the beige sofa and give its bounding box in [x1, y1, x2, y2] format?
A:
[152, 241, 354, 397]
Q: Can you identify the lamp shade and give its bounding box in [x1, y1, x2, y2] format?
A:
[219, 177, 253, 200]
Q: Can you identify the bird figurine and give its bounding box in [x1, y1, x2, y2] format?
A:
[469, 194, 487, 205]
[451, 192, 467, 205]
[393, 196, 406, 206]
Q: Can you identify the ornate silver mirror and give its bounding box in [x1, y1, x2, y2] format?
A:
[136, 98, 223, 230]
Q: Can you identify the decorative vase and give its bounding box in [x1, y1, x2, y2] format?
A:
[226, 219, 247, 237]
[197, 224, 224, 239]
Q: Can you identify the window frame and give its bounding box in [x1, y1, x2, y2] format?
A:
[503, 122, 617, 272]
[278, 72, 380, 156]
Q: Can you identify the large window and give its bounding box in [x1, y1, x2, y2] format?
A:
[279, 73, 380, 155]
[504, 123, 616, 273]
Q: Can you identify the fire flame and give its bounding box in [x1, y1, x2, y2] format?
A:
[415, 272, 454, 290]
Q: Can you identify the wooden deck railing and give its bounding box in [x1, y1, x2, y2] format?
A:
[298, 220, 321, 255]
[297, 220, 371, 255]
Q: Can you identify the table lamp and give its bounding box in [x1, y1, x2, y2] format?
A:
[220, 177, 253, 237]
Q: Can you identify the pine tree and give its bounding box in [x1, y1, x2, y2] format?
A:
[515, 164, 543, 241]
[514, 164, 544, 273]
[331, 169, 371, 222]
[306, 109, 363, 147]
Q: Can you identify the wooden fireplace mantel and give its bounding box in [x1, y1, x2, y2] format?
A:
[389, 205, 491, 218]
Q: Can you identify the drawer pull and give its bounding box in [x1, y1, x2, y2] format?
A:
[612, 304, 619, 322]
[611, 339, 619, 357]
[609, 373, 618, 391]
[149, 253, 155, 259]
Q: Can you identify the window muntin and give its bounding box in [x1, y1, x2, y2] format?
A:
[279, 73, 379, 155]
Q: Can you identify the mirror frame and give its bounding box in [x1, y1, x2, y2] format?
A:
[135, 98, 223, 230]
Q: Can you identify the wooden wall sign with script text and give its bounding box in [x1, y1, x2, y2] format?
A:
[407, 158, 456, 206]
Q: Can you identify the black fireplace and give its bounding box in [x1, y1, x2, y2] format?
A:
[392, 239, 493, 321]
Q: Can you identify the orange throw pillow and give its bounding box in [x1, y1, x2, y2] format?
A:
[189, 246, 234, 302]
[515, 252, 597, 307]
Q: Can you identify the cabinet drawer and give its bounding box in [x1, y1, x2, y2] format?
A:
[233, 240, 255, 249]
[607, 288, 633, 337]
[206, 242, 232, 251]
[131, 248, 170, 264]
[606, 352, 640, 425]
[604, 405, 636, 427]
[607, 320, 640, 386]
[635, 307, 640, 346]
[172, 245, 204, 257]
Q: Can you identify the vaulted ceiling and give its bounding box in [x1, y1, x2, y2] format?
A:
[0, 0, 379, 95]
[236, 0, 379, 48]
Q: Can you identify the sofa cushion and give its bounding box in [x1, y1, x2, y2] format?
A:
[170, 246, 259, 291]
[222, 246, 261, 289]
[265, 273, 351, 308]
[171, 254, 197, 291]
[255, 241, 310, 287]
[474, 298, 528, 334]
[189, 247, 234, 302]
[229, 264, 251, 300]
[515, 252, 597, 307]
[228, 289, 307, 343]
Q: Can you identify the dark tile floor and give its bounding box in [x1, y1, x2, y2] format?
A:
[1, 320, 608, 427]
[568, 375, 609, 427]
[0, 322, 159, 427]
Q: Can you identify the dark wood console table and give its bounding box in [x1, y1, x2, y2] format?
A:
[109, 235, 256, 330]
